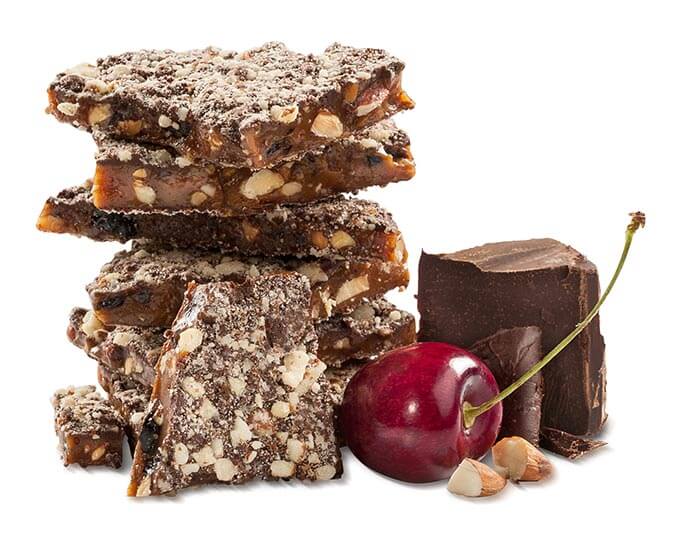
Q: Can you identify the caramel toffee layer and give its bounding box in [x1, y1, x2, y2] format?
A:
[69, 298, 413, 386]
[93, 121, 414, 214]
[52, 385, 125, 468]
[129, 275, 341, 496]
[37, 186, 407, 261]
[48, 43, 414, 169]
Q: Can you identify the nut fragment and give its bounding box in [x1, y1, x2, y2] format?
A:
[447, 458, 507, 498]
[335, 275, 370, 305]
[199, 398, 219, 421]
[492, 436, 553, 482]
[230, 416, 252, 446]
[294, 263, 328, 284]
[118, 119, 143, 136]
[181, 376, 205, 399]
[174, 443, 189, 465]
[88, 104, 111, 125]
[177, 327, 203, 354]
[214, 458, 236, 481]
[133, 184, 156, 205]
[281, 350, 310, 389]
[158, 114, 172, 128]
[190, 191, 209, 206]
[91, 444, 107, 461]
[270, 104, 299, 123]
[330, 230, 356, 249]
[270, 460, 296, 478]
[315, 464, 337, 481]
[280, 181, 303, 197]
[56, 102, 79, 116]
[311, 231, 329, 249]
[81, 310, 103, 337]
[240, 169, 285, 199]
[286, 439, 305, 462]
[310, 111, 343, 138]
[271, 401, 291, 418]
[228, 376, 246, 396]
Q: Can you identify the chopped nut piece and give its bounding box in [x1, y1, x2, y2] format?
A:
[241, 221, 260, 241]
[315, 464, 337, 480]
[88, 104, 112, 125]
[190, 191, 209, 206]
[56, 102, 79, 116]
[271, 401, 291, 418]
[177, 328, 203, 354]
[133, 184, 156, 205]
[335, 275, 370, 305]
[214, 458, 236, 481]
[311, 111, 344, 138]
[118, 119, 143, 136]
[270, 104, 299, 123]
[280, 181, 303, 197]
[270, 460, 296, 478]
[240, 169, 285, 199]
[330, 231, 356, 249]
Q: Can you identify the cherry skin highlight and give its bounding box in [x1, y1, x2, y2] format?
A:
[339, 342, 502, 483]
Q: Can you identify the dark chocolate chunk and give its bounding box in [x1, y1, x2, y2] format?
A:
[469, 327, 543, 445]
[540, 427, 607, 460]
[418, 239, 606, 437]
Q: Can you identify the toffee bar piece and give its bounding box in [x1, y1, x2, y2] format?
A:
[68, 308, 161, 387]
[325, 359, 373, 408]
[92, 121, 414, 214]
[87, 244, 408, 327]
[48, 43, 414, 169]
[539, 427, 607, 460]
[129, 274, 341, 496]
[469, 327, 543, 445]
[52, 385, 125, 468]
[418, 240, 606, 437]
[317, 300, 416, 367]
[37, 186, 407, 261]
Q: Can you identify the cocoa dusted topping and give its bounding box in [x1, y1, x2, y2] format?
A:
[91, 121, 414, 214]
[52, 385, 125, 468]
[317, 299, 416, 367]
[128, 274, 341, 496]
[85, 242, 409, 327]
[37, 185, 407, 262]
[48, 43, 414, 168]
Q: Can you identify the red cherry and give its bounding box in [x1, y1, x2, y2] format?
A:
[340, 342, 502, 483]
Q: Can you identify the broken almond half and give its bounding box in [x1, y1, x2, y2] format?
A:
[492, 436, 552, 482]
[447, 458, 506, 498]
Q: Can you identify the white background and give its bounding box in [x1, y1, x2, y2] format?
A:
[1, 0, 672, 532]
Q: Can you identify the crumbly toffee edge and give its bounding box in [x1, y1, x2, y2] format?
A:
[94, 119, 411, 168]
[131, 275, 342, 495]
[52, 385, 125, 435]
[51, 42, 404, 133]
[318, 299, 414, 338]
[68, 307, 163, 376]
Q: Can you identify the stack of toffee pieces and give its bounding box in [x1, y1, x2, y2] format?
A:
[39, 43, 417, 495]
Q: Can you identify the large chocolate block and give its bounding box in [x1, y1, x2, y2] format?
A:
[418, 239, 606, 437]
[469, 327, 543, 445]
[129, 274, 341, 496]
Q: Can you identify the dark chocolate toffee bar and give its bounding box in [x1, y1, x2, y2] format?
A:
[48, 43, 414, 168]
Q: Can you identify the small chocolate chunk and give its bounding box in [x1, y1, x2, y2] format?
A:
[469, 327, 543, 445]
[540, 427, 607, 460]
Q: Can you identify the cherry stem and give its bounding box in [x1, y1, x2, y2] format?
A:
[463, 212, 646, 429]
